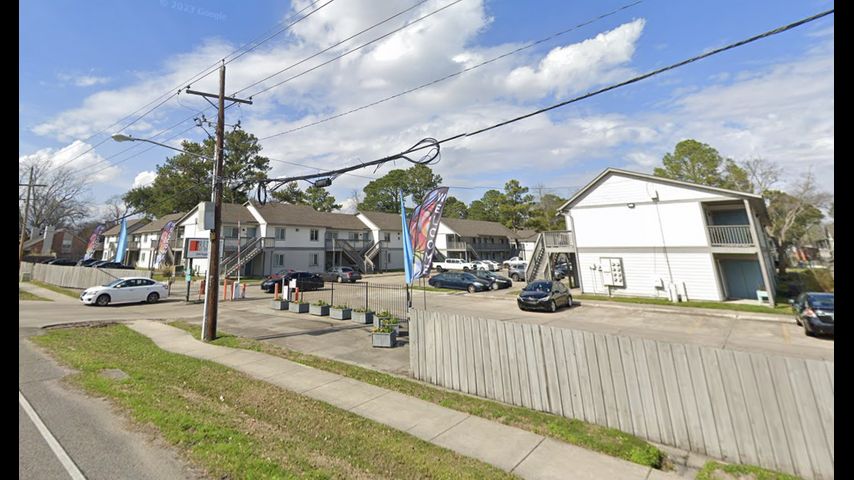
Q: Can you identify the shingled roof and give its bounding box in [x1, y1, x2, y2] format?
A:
[358, 211, 403, 231]
[135, 212, 186, 234]
[251, 202, 366, 230]
[442, 218, 517, 238]
[103, 218, 149, 236]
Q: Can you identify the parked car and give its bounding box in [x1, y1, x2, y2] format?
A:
[502, 256, 526, 269]
[77, 258, 101, 267]
[483, 260, 501, 271]
[95, 261, 134, 269]
[517, 280, 573, 312]
[261, 271, 324, 293]
[553, 262, 569, 281]
[321, 266, 362, 283]
[508, 263, 528, 282]
[790, 292, 834, 336]
[43, 258, 77, 266]
[472, 260, 499, 271]
[80, 277, 168, 306]
[428, 272, 489, 293]
[433, 258, 475, 272]
[471, 270, 513, 290]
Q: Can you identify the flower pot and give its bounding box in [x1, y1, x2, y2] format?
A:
[310, 304, 330, 316]
[289, 302, 309, 313]
[352, 311, 374, 325]
[271, 300, 289, 310]
[330, 308, 351, 320]
[372, 330, 397, 348]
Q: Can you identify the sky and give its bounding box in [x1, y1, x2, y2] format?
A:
[19, 0, 834, 217]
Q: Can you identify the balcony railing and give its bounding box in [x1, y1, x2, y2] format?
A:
[445, 240, 468, 250]
[325, 239, 368, 250]
[543, 231, 573, 248]
[707, 225, 754, 247]
[472, 243, 511, 251]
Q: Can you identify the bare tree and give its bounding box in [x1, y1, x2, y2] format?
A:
[102, 195, 130, 224]
[19, 156, 92, 237]
[740, 157, 782, 195]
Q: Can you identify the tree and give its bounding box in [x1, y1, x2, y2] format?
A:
[467, 190, 503, 222]
[654, 139, 752, 192]
[357, 164, 442, 213]
[442, 196, 468, 219]
[19, 156, 91, 237]
[498, 180, 533, 230]
[271, 182, 305, 204]
[765, 171, 831, 274]
[305, 185, 341, 212]
[740, 157, 781, 195]
[123, 130, 270, 217]
[526, 186, 566, 231]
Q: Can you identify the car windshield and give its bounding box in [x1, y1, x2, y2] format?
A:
[102, 279, 124, 287]
[340, 267, 353, 272]
[476, 271, 495, 279]
[809, 294, 834, 309]
[523, 281, 551, 293]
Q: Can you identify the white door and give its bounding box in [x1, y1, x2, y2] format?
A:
[111, 280, 134, 303]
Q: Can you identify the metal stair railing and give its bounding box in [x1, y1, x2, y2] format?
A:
[362, 240, 383, 272]
[525, 234, 549, 282]
[221, 237, 270, 277]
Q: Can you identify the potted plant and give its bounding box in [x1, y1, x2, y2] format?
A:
[352, 307, 374, 325]
[310, 299, 330, 316]
[374, 310, 399, 334]
[289, 299, 309, 313]
[372, 323, 397, 348]
[330, 304, 352, 320]
[271, 297, 289, 310]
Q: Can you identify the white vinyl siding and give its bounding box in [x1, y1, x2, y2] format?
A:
[575, 175, 732, 207]
[570, 202, 709, 248]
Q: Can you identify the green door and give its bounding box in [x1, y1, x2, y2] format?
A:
[720, 259, 763, 299]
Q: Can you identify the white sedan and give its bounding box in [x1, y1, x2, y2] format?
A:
[80, 277, 168, 306]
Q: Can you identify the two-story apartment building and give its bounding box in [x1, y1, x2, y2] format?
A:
[129, 212, 187, 270]
[559, 168, 776, 304]
[357, 211, 405, 271]
[435, 218, 519, 262]
[101, 218, 150, 262]
[176, 203, 260, 276]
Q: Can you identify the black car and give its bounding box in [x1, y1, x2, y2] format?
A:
[471, 270, 513, 290]
[76, 258, 101, 267]
[790, 292, 834, 336]
[428, 272, 489, 293]
[321, 266, 362, 283]
[95, 261, 134, 269]
[553, 262, 569, 281]
[261, 271, 324, 293]
[517, 280, 572, 312]
[44, 258, 77, 266]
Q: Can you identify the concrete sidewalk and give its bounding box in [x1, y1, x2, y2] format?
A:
[19, 282, 78, 303]
[127, 320, 680, 480]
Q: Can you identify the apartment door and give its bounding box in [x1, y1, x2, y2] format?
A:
[719, 259, 763, 299]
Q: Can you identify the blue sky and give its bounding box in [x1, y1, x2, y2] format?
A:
[20, 0, 834, 216]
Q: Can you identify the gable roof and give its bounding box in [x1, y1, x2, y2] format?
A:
[514, 229, 539, 241]
[251, 202, 366, 230]
[358, 211, 403, 231]
[103, 218, 149, 236]
[176, 202, 259, 226]
[135, 212, 186, 234]
[442, 218, 517, 238]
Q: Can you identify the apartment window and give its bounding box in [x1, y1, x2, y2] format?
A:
[349, 232, 359, 240]
[490, 238, 495, 244]
[141, 252, 147, 262]
[384, 232, 391, 242]
[276, 228, 286, 240]
[310, 253, 319, 266]
[225, 227, 239, 238]
[310, 229, 319, 241]
[387, 252, 392, 263]
[245, 227, 257, 238]
[274, 253, 285, 266]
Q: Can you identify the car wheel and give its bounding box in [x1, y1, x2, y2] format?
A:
[96, 294, 110, 306]
[436, 267, 444, 273]
[337, 276, 343, 283]
[794, 315, 802, 326]
[511, 274, 520, 281]
[804, 324, 814, 337]
[549, 300, 557, 312]
[463, 267, 469, 272]
[491, 282, 499, 290]
[467, 285, 476, 294]
[567, 295, 573, 307]
[147, 292, 160, 304]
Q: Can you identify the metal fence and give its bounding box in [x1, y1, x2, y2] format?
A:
[298, 282, 410, 321]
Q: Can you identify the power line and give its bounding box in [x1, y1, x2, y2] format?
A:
[257, 8, 834, 189]
[242, 0, 465, 99]
[261, 0, 643, 140]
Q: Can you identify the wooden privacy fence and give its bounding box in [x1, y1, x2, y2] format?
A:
[21, 262, 152, 290]
[409, 309, 834, 480]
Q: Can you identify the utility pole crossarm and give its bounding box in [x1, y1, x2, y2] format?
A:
[185, 89, 253, 105]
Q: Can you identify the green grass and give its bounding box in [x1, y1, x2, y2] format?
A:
[19, 290, 51, 301]
[32, 325, 515, 480]
[411, 285, 459, 293]
[575, 294, 791, 315]
[169, 321, 664, 468]
[25, 279, 81, 299]
[696, 461, 801, 480]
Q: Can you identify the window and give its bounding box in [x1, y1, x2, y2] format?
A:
[384, 232, 391, 242]
[310, 229, 319, 241]
[141, 252, 147, 262]
[387, 252, 391, 263]
[490, 238, 495, 244]
[274, 254, 285, 266]
[276, 228, 286, 240]
[140, 279, 155, 286]
[310, 253, 319, 266]
[246, 227, 257, 238]
[224, 227, 239, 238]
[349, 232, 359, 240]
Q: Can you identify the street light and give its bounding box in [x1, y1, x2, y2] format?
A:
[111, 132, 221, 342]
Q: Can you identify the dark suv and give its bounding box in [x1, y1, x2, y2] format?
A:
[261, 271, 324, 293]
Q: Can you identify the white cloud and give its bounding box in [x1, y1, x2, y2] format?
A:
[58, 73, 112, 87]
[132, 170, 157, 188]
[19, 140, 120, 183]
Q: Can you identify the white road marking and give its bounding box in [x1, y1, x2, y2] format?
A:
[19, 390, 87, 480]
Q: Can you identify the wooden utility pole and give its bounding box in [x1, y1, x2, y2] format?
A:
[18, 166, 47, 272]
[187, 63, 251, 341]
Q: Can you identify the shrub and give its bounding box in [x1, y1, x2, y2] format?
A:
[312, 300, 329, 307]
[353, 307, 371, 313]
[332, 304, 350, 310]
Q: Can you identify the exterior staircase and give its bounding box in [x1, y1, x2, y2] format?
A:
[465, 243, 480, 260]
[361, 240, 383, 272]
[221, 237, 270, 277]
[334, 239, 363, 267]
[524, 231, 575, 282]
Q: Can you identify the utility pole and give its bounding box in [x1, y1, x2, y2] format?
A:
[18, 166, 47, 272]
[187, 62, 252, 342]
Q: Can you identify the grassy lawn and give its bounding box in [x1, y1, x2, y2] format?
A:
[170, 321, 664, 468]
[574, 294, 791, 315]
[20, 290, 51, 301]
[25, 280, 81, 299]
[411, 285, 459, 293]
[696, 461, 801, 480]
[32, 325, 515, 480]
